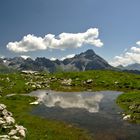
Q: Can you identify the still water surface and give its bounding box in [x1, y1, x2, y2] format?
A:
[30, 90, 140, 140]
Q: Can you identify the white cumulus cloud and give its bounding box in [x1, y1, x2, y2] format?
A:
[136, 41, 140, 46]
[0, 55, 5, 59]
[110, 41, 140, 66]
[7, 28, 103, 53]
[20, 55, 30, 59]
[50, 57, 57, 61]
[60, 54, 75, 61]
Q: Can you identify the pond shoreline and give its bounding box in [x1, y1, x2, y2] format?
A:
[30, 90, 140, 140]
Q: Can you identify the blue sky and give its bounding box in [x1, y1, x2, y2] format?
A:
[1, 0, 140, 66]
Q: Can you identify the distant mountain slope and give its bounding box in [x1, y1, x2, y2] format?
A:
[115, 63, 140, 74]
[124, 63, 140, 71]
[0, 59, 16, 73]
[116, 63, 140, 71]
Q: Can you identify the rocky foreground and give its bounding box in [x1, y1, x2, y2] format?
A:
[0, 104, 26, 140]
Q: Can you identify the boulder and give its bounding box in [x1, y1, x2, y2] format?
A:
[32, 85, 36, 88]
[0, 135, 10, 139]
[30, 101, 39, 105]
[123, 114, 131, 120]
[8, 129, 17, 136]
[114, 81, 119, 84]
[4, 116, 15, 125]
[0, 119, 6, 125]
[11, 135, 20, 140]
[15, 125, 26, 137]
[0, 104, 6, 111]
[2, 109, 8, 116]
[15, 125, 26, 131]
[18, 129, 26, 137]
[86, 79, 93, 84]
[36, 84, 41, 89]
[61, 79, 72, 86]
[129, 104, 136, 110]
[2, 109, 13, 117]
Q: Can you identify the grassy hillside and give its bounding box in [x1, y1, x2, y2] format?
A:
[49, 70, 140, 91]
[1, 70, 140, 94]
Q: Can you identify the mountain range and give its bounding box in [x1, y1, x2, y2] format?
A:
[1, 49, 140, 73]
[0, 49, 113, 72]
[117, 63, 140, 71]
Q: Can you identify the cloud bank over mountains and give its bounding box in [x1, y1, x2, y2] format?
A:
[60, 54, 75, 61]
[110, 41, 140, 66]
[50, 54, 75, 61]
[6, 26, 140, 67]
[7, 28, 103, 53]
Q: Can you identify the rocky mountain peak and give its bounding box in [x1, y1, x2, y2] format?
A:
[84, 49, 95, 55]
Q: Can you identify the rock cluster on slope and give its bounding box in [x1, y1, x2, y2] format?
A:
[0, 104, 27, 140]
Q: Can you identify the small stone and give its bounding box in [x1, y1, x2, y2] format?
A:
[10, 136, 20, 140]
[15, 125, 26, 131]
[6, 77, 10, 82]
[4, 116, 15, 125]
[123, 114, 131, 120]
[18, 129, 26, 137]
[86, 79, 93, 84]
[2, 125, 13, 129]
[122, 113, 126, 116]
[36, 84, 41, 89]
[8, 129, 17, 136]
[0, 120, 6, 125]
[1, 138, 10, 140]
[32, 85, 36, 88]
[0, 135, 10, 139]
[30, 101, 39, 105]
[8, 111, 13, 117]
[0, 117, 3, 120]
[2, 109, 13, 117]
[114, 81, 119, 84]
[0, 104, 6, 111]
[15, 125, 26, 137]
[129, 104, 136, 110]
[61, 79, 72, 86]
[6, 94, 16, 98]
[2, 109, 9, 116]
[75, 78, 79, 80]
[25, 82, 29, 85]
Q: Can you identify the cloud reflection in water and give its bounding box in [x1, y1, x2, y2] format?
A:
[37, 92, 104, 113]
